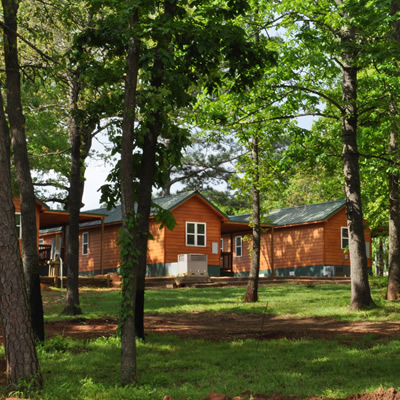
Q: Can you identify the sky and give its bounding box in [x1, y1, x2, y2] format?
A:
[81, 132, 116, 211]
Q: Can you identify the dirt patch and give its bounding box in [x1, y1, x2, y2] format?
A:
[2, 313, 400, 400]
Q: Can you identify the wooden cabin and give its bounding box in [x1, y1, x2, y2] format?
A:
[13, 197, 105, 270]
[39, 191, 229, 276]
[39, 194, 372, 278]
[221, 200, 372, 277]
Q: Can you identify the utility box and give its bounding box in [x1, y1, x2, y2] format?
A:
[177, 254, 208, 275]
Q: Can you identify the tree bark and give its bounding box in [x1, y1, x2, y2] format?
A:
[120, 2, 140, 385]
[386, 0, 400, 300]
[133, 0, 177, 341]
[0, 86, 41, 391]
[2, 0, 44, 341]
[378, 237, 385, 276]
[386, 100, 400, 299]
[245, 135, 261, 303]
[339, 21, 374, 310]
[62, 72, 94, 315]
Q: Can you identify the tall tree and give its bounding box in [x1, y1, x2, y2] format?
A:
[259, 0, 383, 309]
[385, 0, 400, 300]
[244, 134, 261, 302]
[2, 0, 45, 340]
[92, 0, 271, 383]
[336, 0, 374, 309]
[0, 84, 41, 390]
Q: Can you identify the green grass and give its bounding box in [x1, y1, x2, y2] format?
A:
[43, 278, 400, 323]
[30, 333, 400, 400]
[5, 278, 400, 399]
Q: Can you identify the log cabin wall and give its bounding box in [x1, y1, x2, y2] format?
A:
[164, 196, 223, 275]
[78, 224, 120, 275]
[222, 207, 372, 277]
[324, 207, 372, 268]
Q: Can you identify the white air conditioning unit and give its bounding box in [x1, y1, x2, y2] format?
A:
[177, 254, 208, 275]
[323, 266, 335, 277]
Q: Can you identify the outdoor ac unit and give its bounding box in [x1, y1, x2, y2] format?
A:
[177, 254, 208, 275]
[323, 266, 335, 277]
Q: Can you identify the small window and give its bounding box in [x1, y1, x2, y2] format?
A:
[235, 236, 242, 257]
[15, 213, 22, 239]
[186, 222, 206, 247]
[220, 238, 224, 252]
[341, 227, 349, 249]
[82, 232, 89, 255]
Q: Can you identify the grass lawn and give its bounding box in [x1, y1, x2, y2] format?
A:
[3, 278, 400, 400]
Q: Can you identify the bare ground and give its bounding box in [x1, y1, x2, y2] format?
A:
[2, 312, 400, 399]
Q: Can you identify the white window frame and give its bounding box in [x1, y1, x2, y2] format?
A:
[186, 222, 206, 247]
[235, 236, 242, 258]
[82, 232, 89, 255]
[341, 227, 349, 249]
[220, 238, 224, 252]
[15, 212, 22, 239]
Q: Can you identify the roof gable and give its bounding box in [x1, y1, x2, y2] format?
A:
[80, 191, 228, 227]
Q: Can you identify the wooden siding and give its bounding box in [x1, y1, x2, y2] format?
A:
[165, 196, 222, 265]
[221, 231, 252, 274]
[324, 208, 372, 268]
[272, 223, 324, 271]
[79, 224, 120, 274]
[147, 220, 166, 265]
[226, 224, 324, 274]
[224, 207, 372, 275]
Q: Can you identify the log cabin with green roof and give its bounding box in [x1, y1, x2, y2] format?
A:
[39, 193, 372, 278]
[220, 199, 372, 277]
[40, 191, 229, 277]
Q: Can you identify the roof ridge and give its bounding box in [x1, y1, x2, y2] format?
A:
[269, 199, 345, 214]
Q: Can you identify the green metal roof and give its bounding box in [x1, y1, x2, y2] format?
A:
[79, 191, 227, 228]
[229, 199, 346, 227]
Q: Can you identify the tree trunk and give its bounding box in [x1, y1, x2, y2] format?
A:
[386, 0, 400, 300]
[63, 73, 94, 315]
[339, 19, 374, 310]
[133, 0, 178, 341]
[378, 237, 384, 276]
[120, 4, 140, 385]
[0, 86, 41, 391]
[2, 0, 44, 341]
[245, 135, 261, 303]
[386, 101, 400, 299]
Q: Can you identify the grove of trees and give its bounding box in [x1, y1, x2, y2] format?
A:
[1, 0, 400, 392]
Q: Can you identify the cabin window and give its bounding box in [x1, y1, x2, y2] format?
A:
[341, 227, 349, 249]
[235, 236, 242, 257]
[15, 213, 22, 239]
[186, 222, 206, 247]
[82, 232, 89, 255]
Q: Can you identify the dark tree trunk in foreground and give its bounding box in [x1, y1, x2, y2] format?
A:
[63, 72, 94, 315]
[338, 14, 374, 310]
[0, 86, 41, 391]
[120, 4, 140, 385]
[2, 0, 44, 341]
[245, 136, 261, 303]
[63, 80, 83, 314]
[386, 0, 400, 300]
[133, 0, 177, 342]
